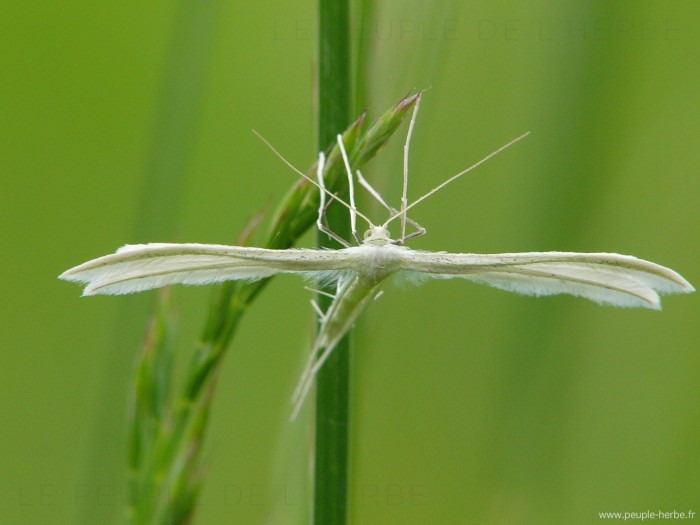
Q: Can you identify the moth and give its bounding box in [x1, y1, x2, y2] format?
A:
[60, 95, 694, 418]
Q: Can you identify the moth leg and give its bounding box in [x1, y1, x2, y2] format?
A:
[397, 223, 427, 243]
[319, 209, 351, 247]
[309, 299, 326, 321]
[290, 339, 339, 421]
[336, 134, 362, 245]
[303, 285, 336, 300]
[291, 280, 351, 419]
[401, 92, 422, 242]
[291, 337, 324, 408]
[315, 152, 352, 248]
[356, 169, 426, 244]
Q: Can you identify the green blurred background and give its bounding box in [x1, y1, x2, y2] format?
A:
[2, 1, 698, 523]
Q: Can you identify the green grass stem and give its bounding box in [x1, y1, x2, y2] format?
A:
[315, 1, 352, 524]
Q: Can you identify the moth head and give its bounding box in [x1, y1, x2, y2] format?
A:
[362, 225, 392, 246]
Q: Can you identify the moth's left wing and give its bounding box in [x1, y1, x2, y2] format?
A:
[60, 243, 362, 296]
[399, 250, 694, 309]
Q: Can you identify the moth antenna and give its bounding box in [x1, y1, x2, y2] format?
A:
[252, 130, 373, 226]
[384, 131, 531, 228]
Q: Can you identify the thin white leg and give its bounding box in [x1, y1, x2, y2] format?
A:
[291, 336, 342, 420]
[401, 93, 422, 241]
[291, 338, 324, 406]
[304, 285, 336, 300]
[356, 169, 426, 243]
[316, 151, 351, 247]
[337, 134, 361, 245]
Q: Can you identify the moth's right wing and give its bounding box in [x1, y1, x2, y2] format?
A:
[399, 250, 694, 309]
[59, 243, 360, 296]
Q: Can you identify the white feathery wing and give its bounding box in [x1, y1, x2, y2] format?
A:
[60, 243, 693, 309]
[59, 243, 356, 296]
[400, 250, 694, 310]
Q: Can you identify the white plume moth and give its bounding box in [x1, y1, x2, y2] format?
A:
[60, 94, 694, 418]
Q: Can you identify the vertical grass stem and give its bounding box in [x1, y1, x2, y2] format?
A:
[316, 1, 351, 523]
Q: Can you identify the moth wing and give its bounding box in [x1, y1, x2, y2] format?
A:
[399, 250, 694, 309]
[59, 243, 361, 296]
